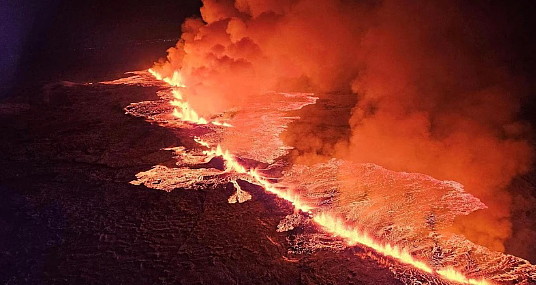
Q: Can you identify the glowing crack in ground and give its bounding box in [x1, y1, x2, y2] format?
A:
[102, 70, 536, 285]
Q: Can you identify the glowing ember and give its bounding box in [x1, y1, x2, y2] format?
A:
[148, 69, 185, 87]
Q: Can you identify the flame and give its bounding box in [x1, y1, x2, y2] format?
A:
[149, 68, 492, 285]
[212, 121, 233, 127]
[214, 142, 491, 285]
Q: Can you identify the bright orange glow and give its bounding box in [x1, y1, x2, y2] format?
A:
[313, 212, 433, 274]
[202, 141, 491, 284]
[149, 68, 492, 285]
[170, 96, 208, 125]
[437, 267, 490, 285]
[148, 69, 230, 127]
[148, 68, 185, 87]
[228, 180, 252, 203]
[212, 121, 233, 127]
[194, 137, 211, 148]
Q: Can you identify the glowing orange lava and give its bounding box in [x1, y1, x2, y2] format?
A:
[148, 68, 491, 285]
[149, 68, 231, 127]
[313, 212, 433, 273]
[437, 268, 491, 285]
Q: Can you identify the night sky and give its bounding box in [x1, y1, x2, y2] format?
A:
[1, 0, 202, 97]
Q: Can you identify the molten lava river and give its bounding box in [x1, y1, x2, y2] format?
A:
[100, 70, 536, 284]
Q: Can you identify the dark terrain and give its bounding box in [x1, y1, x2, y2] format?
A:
[0, 81, 403, 284]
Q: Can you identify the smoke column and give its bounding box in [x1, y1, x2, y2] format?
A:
[152, 0, 534, 255]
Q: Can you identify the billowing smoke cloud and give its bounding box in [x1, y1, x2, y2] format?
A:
[345, 0, 534, 252]
[153, 0, 534, 254]
[152, 0, 371, 114]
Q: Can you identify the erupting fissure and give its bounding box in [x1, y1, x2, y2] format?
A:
[148, 68, 231, 127]
[149, 69, 491, 285]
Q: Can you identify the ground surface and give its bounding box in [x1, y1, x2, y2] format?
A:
[0, 83, 403, 284]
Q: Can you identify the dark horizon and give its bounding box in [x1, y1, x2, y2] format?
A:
[1, 0, 202, 97]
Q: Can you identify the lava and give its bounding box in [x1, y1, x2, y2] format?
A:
[201, 137, 313, 212]
[149, 68, 231, 127]
[146, 68, 493, 285]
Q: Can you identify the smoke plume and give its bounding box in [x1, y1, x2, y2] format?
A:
[153, 0, 534, 254]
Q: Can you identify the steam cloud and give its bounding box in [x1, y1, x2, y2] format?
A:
[152, 0, 534, 254]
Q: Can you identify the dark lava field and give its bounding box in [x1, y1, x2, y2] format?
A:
[0, 82, 403, 284]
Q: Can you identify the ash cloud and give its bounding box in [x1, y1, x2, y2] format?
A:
[153, 0, 534, 255]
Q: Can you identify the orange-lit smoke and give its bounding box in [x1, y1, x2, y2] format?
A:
[153, 0, 533, 254]
[345, 1, 533, 252]
[151, 0, 368, 116]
